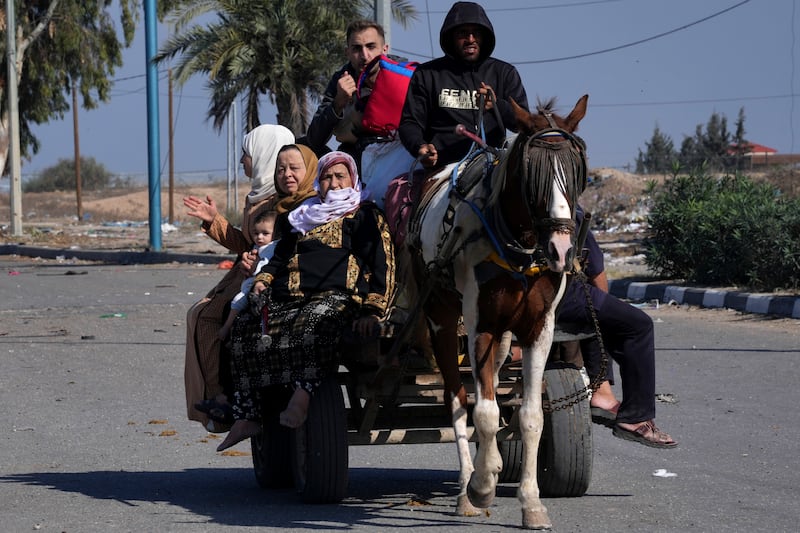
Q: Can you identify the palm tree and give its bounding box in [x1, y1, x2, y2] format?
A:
[155, 0, 417, 136]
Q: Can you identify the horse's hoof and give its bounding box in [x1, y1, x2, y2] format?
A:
[522, 508, 552, 530]
[456, 494, 482, 517]
[466, 482, 495, 509]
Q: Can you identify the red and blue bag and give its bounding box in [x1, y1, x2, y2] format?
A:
[357, 55, 418, 137]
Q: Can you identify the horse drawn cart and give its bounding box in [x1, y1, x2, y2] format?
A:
[238, 93, 595, 530]
[247, 318, 596, 505]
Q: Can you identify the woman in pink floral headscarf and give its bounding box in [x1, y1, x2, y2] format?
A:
[218, 152, 396, 451]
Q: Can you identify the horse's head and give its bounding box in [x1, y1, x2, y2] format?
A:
[497, 95, 589, 273]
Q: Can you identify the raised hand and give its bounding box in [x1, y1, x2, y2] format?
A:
[183, 195, 218, 223]
[334, 72, 358, 115]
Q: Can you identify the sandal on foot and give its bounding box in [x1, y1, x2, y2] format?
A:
[613, 420, 678, 449]
[194, 399, 235, 425]
[590, 406, 618, 428]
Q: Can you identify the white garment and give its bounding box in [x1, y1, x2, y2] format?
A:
[287, 151, 368, 235]
[361, 139, 416, 209]
[243, 125, 295, 204]
[230, 241, 278, 312]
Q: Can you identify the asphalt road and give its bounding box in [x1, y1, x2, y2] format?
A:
[1, 257, 798, 532]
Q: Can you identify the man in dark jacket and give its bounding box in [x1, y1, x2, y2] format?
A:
[304, 20, 389, 160]
[398, 1, 529, 168]
[558, 209, 677, 448]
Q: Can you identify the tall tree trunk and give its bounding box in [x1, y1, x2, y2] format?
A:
[297, 90, 310, 134]
[0, 112, 9, 178]
[274, 91, 304, 139]
[1, 0, 61, 177]
[245, 89, 260, 133]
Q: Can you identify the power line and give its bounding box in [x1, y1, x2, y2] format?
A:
[111, 68, 171, 84]
[790, 0, 797, 153]
[108, 87, 208, 100]
[422, 0, 624, 14]
[110, 72, 152, 83]
[394, 0, 752, 63]
[591, 93, 800, 109]
[515, 0, 752, 64]
[113, 1, 755, 103]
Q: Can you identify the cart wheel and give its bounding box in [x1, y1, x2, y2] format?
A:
[537, 366, 593, 497]
[497, 439, 523, 483]
[251, 386, 293, 488]
[292, 377, 349, 503]
[251, 419, 294, 489]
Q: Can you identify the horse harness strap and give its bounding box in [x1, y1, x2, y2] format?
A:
[485, 251, 547, 277]
[407, 171, 450, 250]
[537, 105, 559, 129]
[411, 152, 494, 265]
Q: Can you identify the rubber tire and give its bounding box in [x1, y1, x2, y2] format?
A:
[251, 418, 294, 489]
[537, 366, 593, 497]
[497, 439, 523, 483]
[292, 377, 349, 503]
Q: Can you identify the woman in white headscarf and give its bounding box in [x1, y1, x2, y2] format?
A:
[182, 125, 297, 432]
[217, 151, 396, 451]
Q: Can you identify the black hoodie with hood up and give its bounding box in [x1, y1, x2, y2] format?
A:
[398, 1, 529, 166]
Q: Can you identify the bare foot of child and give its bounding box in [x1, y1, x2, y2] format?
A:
[216, 419, 262, 452]
[279, 388, 310, 428]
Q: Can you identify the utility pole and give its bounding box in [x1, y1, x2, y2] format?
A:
[72, 80, 83, 222]
[168, 68, 174, 224]
[226, 110, 232, 214]
[144, 0, 162, 250]
[5, 0, 23, 236]
[232, 98, 239, 215]
[375, 0, 391, 46]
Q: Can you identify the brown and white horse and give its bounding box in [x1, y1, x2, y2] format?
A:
[407, 95, 588, 530]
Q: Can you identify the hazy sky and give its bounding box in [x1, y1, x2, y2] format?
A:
[21, 0, 800, 182]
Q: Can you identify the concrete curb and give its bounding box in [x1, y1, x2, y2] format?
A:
[0, 244, 234, 266]
[608, 279, 800, 319]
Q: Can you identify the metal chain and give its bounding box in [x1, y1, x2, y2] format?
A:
[425, 212, 609, 415]
[542, 271, 609, 413]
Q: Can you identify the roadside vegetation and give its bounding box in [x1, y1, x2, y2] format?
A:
[645, 170, 800, 291]
[637, 108, 799, 291]
[22, 157, 133, 192]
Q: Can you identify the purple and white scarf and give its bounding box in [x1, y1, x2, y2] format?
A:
[287, 151, 371, 234]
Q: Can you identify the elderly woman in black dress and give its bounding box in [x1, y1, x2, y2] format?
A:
[217, 151, 396, 451]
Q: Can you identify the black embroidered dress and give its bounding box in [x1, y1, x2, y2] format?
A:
[229, 203, 395, 420]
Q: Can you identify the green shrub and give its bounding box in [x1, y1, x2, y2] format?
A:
[24, 157, 116, 192]
[645, 172, 800, 291]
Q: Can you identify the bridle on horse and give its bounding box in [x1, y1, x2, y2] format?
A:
[419, 97, 588, 284]
[523, 106, 587, 231]
[484, 117, 587, 276]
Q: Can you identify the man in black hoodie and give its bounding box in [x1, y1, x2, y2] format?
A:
[399, 1, 529, 168]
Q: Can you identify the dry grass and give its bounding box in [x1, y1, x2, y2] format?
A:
[2, 183, 231, 224]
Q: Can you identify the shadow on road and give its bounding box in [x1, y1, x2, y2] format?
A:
[1, 467, 503, 529]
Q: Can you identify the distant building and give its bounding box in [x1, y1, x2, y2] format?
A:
[729, 142, 800, 168]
